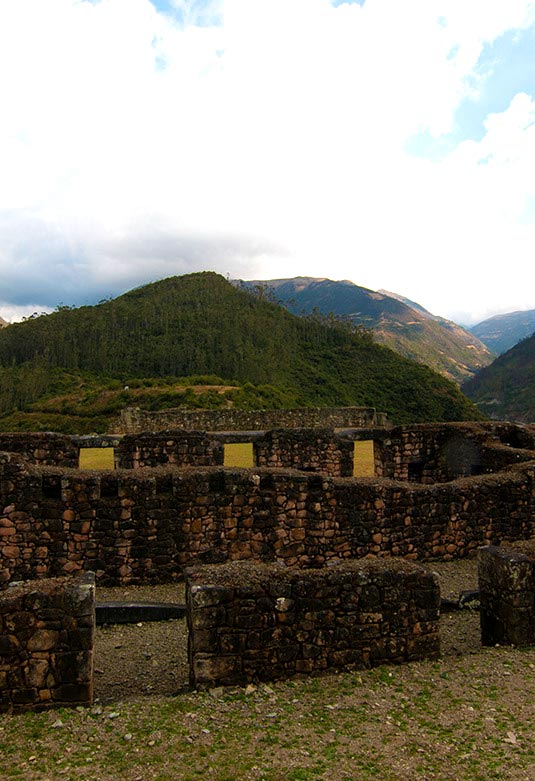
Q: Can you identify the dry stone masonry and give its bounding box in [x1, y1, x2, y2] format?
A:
[0, 572, 94, 712]
[0, 432, 79, 468]
[115, 428, 355, 477]
[186, 559, 440, 689]
[479, 542, 535, 647]
[2, 416, 535, 706]
[1, 422, 535, 584]
[111, 405, 388, 434]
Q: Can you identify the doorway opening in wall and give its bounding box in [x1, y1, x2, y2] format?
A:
[223, 442, 254, 468]
[353, 440, 375, 477]
[94, 583, 188, 703]
[79, 448, 115, 470]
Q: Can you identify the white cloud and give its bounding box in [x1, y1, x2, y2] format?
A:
[0, 0, 534, 322]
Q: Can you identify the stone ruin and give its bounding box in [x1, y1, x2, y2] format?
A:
[1, 420, 535, 585]
[1, 411, 535, 708]
[186, 559, 440, 690]
[479, 541, 535, 647]
[0, 572, 94, 712]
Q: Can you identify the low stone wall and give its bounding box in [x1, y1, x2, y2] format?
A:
[111, 405, 387, 434]
[0, 433, 79, 468]
[0, 572, 95, 712]
[2, 451, 535, 585]
[186, 560, 440, 689]
[115, 429, 355, 477]
[479, 543, 535, 647]
[115, 431, 225, 469]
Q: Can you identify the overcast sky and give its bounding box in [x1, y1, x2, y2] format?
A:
[1, 0, 535, 325]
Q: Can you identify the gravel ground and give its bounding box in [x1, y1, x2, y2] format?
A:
[7, 558, 535, 781]
[94, 558, 480, 704]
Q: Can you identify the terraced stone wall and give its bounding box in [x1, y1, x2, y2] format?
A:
[111, 405, 387, 434]
[0, 572, 94, 712]
[186, 560, 440, 688]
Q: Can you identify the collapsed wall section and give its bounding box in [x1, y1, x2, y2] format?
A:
[186, 559, 440, 689]
[0, 572, 95, 712]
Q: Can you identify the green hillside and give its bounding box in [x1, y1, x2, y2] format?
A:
[0, 272, 483, 432]
[462, 333, 535, 423]
[239, 277, 493, 385]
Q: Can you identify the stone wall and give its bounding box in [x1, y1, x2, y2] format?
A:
[0, 433, 79, 468]
[376, 422, 535, 483]
[4, 421, 533, 485]
[2, 449, 535, 585]
[479, 543, 535, 647]
[115, 431, 225, 470]
[0, 572, 94, 712]
[116, 422, 535, 483]
[111, 405, 388, 434]
[115, 429, 355, 477]
[186, 559, 440, 689]
[253, 429, 354, 477]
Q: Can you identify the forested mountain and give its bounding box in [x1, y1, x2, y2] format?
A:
[0, 272, 482, 431]
[462, 333, 535, 423]
[470, 309, 535, 355]
[238, 277, 492, 384]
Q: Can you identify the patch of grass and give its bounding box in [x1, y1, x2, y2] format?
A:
[3, 641, 535, 780]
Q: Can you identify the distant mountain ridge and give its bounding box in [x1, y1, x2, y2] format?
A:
[378, 289, 441, 320]
[238, 277, 493, 385]
[0, 316, 8, 328]
[463, 331, 535, 423]
[470, 309, 535, 355]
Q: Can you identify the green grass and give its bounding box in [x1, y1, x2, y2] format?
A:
[3, 648, 535, 780]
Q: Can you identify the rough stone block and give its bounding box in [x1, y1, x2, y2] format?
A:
[479, 545, 535, 647]
[0, 573, 95, 712]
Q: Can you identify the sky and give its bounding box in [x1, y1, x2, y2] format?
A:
[1, 0, 535, 326]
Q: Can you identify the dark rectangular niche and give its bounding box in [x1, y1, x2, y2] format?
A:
[209, 472, 226, 492]
[100, 478, 119, 498]
[155, 474, 174, 495]
[42, 475, 62, 500]
[407, 462, 424, 482]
